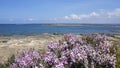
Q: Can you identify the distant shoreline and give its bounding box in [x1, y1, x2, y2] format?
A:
[42, 23, 82, 26]
[42, 23, 120, 27]
[0, 24, 119, 35]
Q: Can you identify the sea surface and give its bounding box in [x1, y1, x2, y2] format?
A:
[0, 24, 120, 35]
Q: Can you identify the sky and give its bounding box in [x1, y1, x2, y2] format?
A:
[0, 0, 120, 24]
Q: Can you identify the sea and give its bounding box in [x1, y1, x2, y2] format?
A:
[0, 24, 120, 35]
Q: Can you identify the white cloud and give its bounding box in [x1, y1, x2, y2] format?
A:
[65, 14, 80, 20]
[90, 12, 99, 17]
[52, 8, 120, 24]
[28, 18, 38, 21]
[63, 12, 100, 20]
[15, 8, 120, 24]
[54, 8, 119, 22]
[107, 8, 120, 18]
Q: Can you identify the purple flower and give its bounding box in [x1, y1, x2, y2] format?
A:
[44, 52, 59, 65]
[48, 42, 59, 52]
[10, 63, 17, 68]
[10, 34, 116, 68]
[60, 56, 68, 64]
[10, 48, 41, 68]
[54, 62, 65, 68]
[64, 34, 77, 45]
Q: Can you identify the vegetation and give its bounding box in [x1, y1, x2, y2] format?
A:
[0, 34, 119, 68]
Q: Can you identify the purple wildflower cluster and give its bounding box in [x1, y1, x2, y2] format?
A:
[10, 48, 42, 68]
[10, 34, 116, 68]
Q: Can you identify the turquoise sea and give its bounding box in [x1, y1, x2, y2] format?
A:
[0, 24, 120, 35]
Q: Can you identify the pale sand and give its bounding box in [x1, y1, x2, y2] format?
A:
[0, 33, 64, 63]
[0, 33, 119, 63]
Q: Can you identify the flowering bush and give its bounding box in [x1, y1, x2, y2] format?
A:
[10, 34, 116, 68]
[10, 48, 42, 68]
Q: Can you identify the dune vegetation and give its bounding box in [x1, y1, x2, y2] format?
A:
[0, 34, 120, 68]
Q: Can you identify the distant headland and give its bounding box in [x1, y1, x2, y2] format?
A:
[42, 23, 82, 26]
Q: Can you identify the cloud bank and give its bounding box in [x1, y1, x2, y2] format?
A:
[63, 8, 120, 20]
[53, 8, 120, 24]
[1, 8, 120, 24]
[64, 12, 99, 20]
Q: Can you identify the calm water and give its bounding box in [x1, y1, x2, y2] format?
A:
[0, 24, 120, 35]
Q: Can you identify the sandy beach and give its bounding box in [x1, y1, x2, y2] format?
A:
[0, 33, 120, 63]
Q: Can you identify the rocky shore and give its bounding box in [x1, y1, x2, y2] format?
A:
[0, 33, 120, 63]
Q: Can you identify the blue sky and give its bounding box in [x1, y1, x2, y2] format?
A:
[0, 0, 120, 24]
